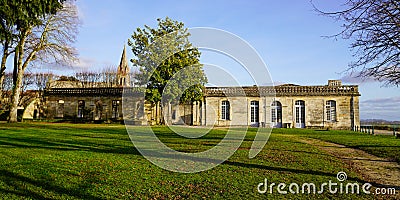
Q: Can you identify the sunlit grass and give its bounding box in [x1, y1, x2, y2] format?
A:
[0, 123, 396, 199]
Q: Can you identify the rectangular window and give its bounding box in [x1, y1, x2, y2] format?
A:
[221, 100, 230, 120]
[271, 102, 282, 123]
[57, 100, 64, 118]
[77, 100, 85, 118]
[250, 101, 259, 123]
[326, 100, 336, 122]
[272, 109, 277, 122]
[172, 110, 176, 120]
[112, 100, 120, 118]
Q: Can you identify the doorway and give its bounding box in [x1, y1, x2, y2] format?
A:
[295, 100, 305, 128]
[271, 101, 282, 128]
[250, 101, 259, 126]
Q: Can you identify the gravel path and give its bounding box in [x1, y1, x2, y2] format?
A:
[298, 137, 400, 199]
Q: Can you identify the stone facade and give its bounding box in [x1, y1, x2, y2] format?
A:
[201, 81, 360, 129]
[43, 80, 360, 130]
[41, 47, 360, 129]
[44, 88, 145, 123]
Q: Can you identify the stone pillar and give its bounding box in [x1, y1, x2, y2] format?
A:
[201, 99, 206, 126]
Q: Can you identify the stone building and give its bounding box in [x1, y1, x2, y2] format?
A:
[43, 47, 141, 123]
[201, 80, 360, 129]
[44, 80, 360, 130]
[43, 48, 360, 129]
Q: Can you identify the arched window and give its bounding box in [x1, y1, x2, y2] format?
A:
[326, 100, 336, 122]
[271, 101, 282, 128]
[221, 100, 230, 120]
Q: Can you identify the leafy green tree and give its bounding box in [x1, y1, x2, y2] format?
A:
[0, 0, 79, 122]
[0, 0, 65, 89]
[128, 17, 207, 124]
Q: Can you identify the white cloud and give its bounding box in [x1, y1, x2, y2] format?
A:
[360, 96, 400, 121]
[74, 57, 117, 73]
[74, 57, 98, 70]
[340, 73, 376, 84]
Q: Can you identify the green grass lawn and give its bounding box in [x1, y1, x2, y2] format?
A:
[0, 123, 398, 199]
[273, 128, 400, 163]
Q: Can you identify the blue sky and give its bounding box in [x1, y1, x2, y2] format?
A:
[47, 0, 399, 121]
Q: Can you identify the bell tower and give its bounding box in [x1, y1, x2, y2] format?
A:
[117, 45, 130, 86]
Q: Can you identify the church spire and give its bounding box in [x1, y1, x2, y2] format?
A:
[119, 45, 127, 70]
[117, 45, 130, 86]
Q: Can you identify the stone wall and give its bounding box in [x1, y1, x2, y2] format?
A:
[43, 80, 360, 130]
[202, 95, 360, 129]
[46, 96, 120, 120]
[45, 95, 145, 122]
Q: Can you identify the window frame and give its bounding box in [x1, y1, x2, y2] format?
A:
[326, 100, 337, 122]
[112, 100, 120, 119]
[77, 100, 85, 118]
[250, 100, 259, 123]
[57, 99, 64, 118]
[221, 100, 230, 120]
[271, 101, 282, 123]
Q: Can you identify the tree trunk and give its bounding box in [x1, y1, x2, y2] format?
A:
[8, 32, 28, 123]
[0, 47, 9, 102]
[8, 67, 24, 123]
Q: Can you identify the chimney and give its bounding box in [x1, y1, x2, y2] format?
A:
[328, 80, 342, 86]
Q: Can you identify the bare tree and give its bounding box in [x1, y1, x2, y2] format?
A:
[313, 0, 400, 86]
[0, 72, 47, 113]
[33, 72, 56, 119]
[33, 72, 57, 91]
[74, 71, 87, 87]
[1, 72, 13, 93]
[100, 66, 118, 87]
[0, 72, 13, 110]
[0, 72, 33, 108]
[8, 2, 79, 122]
[18, 72, 38, 112]
[75, 71, 102, 88]
[76, 67, 127, 88]
[0, 23, 16, 102]
[21, 72, 35, 93]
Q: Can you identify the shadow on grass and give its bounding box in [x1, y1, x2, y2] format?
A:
[0, 169, 103, 200]
[0, 135, 140, 155]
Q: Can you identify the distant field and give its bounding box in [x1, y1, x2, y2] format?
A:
[0, 123, 398, 199]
